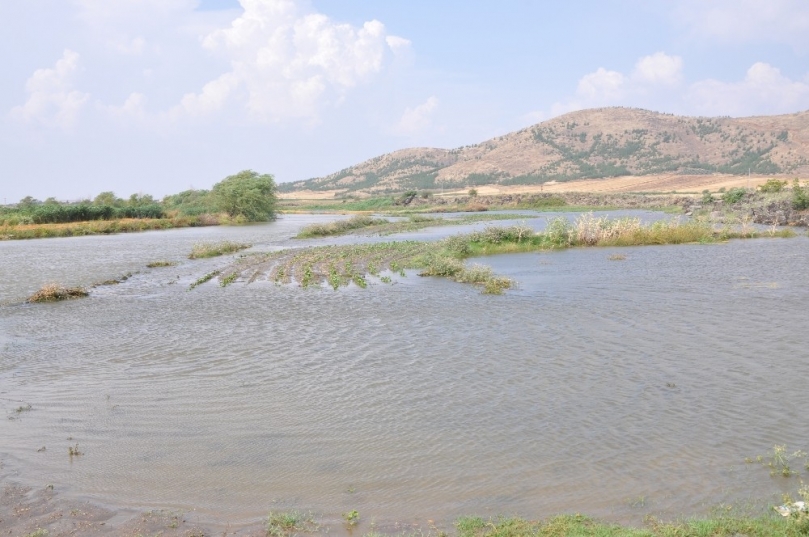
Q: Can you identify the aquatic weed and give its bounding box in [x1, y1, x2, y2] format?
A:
[343, 510, 360, 526]
[220, 272, 238, 287]
[189, 270, 221, 289]
[27, 283, 88, 303]
[189, 240, 251, 259]
[266, 510, 315, 537]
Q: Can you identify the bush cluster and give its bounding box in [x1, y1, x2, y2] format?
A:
[793, 179, 809, 210]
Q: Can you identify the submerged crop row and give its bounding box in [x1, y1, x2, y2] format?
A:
[208, 214, 795, 294]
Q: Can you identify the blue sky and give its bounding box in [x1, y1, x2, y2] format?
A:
[1, 0, 808, 203]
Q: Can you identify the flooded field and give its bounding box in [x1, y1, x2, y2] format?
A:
[1, 211, 808, 532]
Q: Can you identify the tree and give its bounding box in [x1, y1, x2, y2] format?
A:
[94, 191, 121, 206]
[212, 170, 277, 221]
[128, 193, 155, 206]
[18, 196, 40, 209]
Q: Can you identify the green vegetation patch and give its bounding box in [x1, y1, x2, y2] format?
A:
[454, 512, 804, 537]
[266, 510, 317, 537]
[147, 260, 176, 268]
[297, 215, 389, 237]
[189, 270, 222, 289]
[189, 241, 252, 259]
[215, 214, 790, 295]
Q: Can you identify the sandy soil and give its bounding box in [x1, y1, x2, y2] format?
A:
[0, 477, 261, 537]
[278, 174, 796, 200]
[0, 473, 430, 537]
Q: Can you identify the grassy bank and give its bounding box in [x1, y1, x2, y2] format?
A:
[455, 515, 809, 537]
[296, 213, 532, 238]
[0, 215, 220, 241]
[215, 214, 794, 294]
[451, 512, 806, 537]
[260, 510, 806, 537]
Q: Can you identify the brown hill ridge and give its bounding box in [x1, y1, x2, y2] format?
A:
[279, 107, 809, 195]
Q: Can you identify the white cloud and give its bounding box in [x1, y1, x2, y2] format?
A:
[174, 73, 240, 117]
[548, 53, 809, 119]
[686, 62, 809, 116]
[100, 92, 147, 122]
[575, 68, 626, 102]
[394, 96, 439, 135]
[551, 52, 682, 116]
[185, 0, 409, 121]
[112, 36, 148, 56]
[674, 0, 809, 50]
[632, 52, 683, 86]
[10, 49, 90, 128]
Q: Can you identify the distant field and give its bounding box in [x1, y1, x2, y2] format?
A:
[278, 173, 797, 200]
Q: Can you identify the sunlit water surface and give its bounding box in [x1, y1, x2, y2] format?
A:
[1, 212, 808, 530]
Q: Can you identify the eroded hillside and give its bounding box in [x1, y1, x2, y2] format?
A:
[280, 107, 809, 195]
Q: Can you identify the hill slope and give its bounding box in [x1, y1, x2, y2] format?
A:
[280, 107, 809, 194]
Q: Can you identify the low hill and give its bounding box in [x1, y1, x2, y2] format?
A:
[279, 107, 809, 195]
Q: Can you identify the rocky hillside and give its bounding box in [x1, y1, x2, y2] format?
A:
[279, 107, 809, 194]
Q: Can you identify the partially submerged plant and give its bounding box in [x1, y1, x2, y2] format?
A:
[749, 444, 807, 477]
[188, 240, 251, 259]
[297, 215, 388, 238]
[343, 510, 359, 526]
[210, 215, 792, 295]
[27, 283, 88, 303]
[68, 443, 82, 457]
[220, 272, 238, 287]
[147, 260, 176, 268]
[266, 510, 315, 537]
[189, 270, 221, 289]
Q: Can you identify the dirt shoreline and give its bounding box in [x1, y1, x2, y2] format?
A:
[0, 471, 433, 537]
[0, 477, 297, 536]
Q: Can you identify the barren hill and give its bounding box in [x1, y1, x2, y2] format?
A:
[279, 107, 809, 195]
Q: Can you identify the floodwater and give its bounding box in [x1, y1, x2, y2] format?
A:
[1, 211, 808, 531]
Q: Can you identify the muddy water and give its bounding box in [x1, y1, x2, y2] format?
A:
[1, 212, 808, 530]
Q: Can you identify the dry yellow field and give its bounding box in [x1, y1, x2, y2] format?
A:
[279, 174, 802, 200]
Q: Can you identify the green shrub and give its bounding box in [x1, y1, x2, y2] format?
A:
[793, 179, 809, 210]
[722, 187, 747, 204]
[701, 189, 714, 203]
[759, 178, 788, 193]
[545, 217, 572, 246]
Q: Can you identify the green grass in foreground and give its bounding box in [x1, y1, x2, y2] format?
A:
[453, 513, 806, 537]
[188, 240, 252, 259]
[220, 214, 795, 294]
[257, 510, 805, 537]
[267, 510, 317, 537]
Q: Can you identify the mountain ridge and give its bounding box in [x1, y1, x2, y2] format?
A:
[279, 107, 809, 195]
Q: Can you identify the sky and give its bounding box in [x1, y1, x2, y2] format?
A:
[1, 0, 808, 203]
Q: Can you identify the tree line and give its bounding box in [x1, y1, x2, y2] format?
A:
[1, 170, 277, 225]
